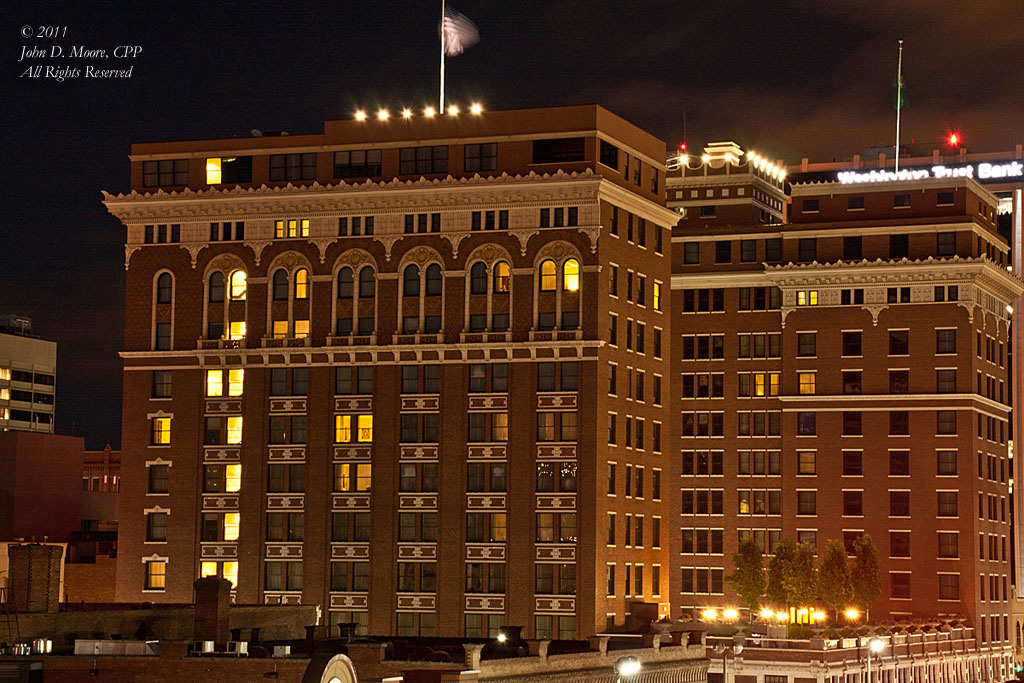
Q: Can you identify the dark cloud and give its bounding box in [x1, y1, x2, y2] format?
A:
[0, 0, 1020, 448]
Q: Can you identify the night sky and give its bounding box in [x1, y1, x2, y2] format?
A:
[2, 0, 1021, 449]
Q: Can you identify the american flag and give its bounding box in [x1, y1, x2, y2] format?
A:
[442, 5, 480, 57]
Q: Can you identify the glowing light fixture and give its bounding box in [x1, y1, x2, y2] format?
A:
[615, 656, 642, 678]
[812, 611, 826, 621]
[496, 633, 507, 643]
[701, 154, 710, 163]
[947, 132, 961, 147]
[448, 104, 459, 115]
[354, 110, 367, 121]
[424, 106, 436, 117]
[377, 109, 389, 121]
[470, 102, 483, 114]
[760, 608, 774, 619]
[775, 611, 788, 622]
[722, 608, 739, 621]
[701, 609, 717, 620]
[401, 107, 413, 119]
[869, 637, 885, 653]
[1007, 305, 1014, 314]
[845, 608, 860, 620]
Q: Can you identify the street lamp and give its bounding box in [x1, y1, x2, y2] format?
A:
[866, 636, 885, 682]
[615, 655, 642, 682]
[713, 641, 744, 682]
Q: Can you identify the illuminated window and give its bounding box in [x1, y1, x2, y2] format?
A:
[335, 415, 352, 443]
[226, 416, 243, 445]
[0, 368, 10, 380]
[294, 320, 310, 338]
[151, 417, 171, 445]
[222, 561, 238, 588]
[493, 262, 510, 293]
[0, 388, 8, 401]
[653, 283, 661, 310]
[335, 464, 352, 491]
[223, 513, 240, 541]
[227, 321, 246, 340]
[754, 374, 765, 397]
[228, 369, 244, 396]
[796, 290, 819, 306]
[294, 269, 309, 299]
[799, 373, 816, 395]
[229, 271, 247, 300]
[490, 513, 507, 542]
[205, 370, 223, 397]
[200, 561, 218, 578]
[281, 219, 310, 238]
[539, 260, 557, 291]
[563, 259, 580, 292]
[206, 157, 222, 184]
[145, 560, 166, 590]
[357, 415, 373, 442]
[275, 220, 285, 239]
[273, 320, 289, 339]
[356, 463, 372, 491]
[225, 464, 241, 492]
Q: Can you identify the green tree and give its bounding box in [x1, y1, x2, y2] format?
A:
[726, 536, 766, 615]
[850, 534, 882, 620]
[784, 542, 818, 608]
[817, 540, 852, 622]
[765, 538, 796, 608]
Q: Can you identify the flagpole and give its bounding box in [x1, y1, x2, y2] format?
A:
[439, 0, 446, 112]
[894, 39, 903, 173]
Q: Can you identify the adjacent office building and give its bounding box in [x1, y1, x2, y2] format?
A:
[669, 144, 1019, 677]
[0, 315, 56, 434]
[104, 105, 678, 638]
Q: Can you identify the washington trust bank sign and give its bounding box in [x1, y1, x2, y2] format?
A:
[837, 160, 1024, 185]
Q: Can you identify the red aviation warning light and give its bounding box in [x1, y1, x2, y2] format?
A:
[679, 142, 687, 151]
[946, 132, 961, 147]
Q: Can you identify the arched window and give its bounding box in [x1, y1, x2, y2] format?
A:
[562, 259, 580, 292]
[272, 269, 289, 301]
[294, 268, 309, 300]
[209, 272, 225, 303]
[156, 273, 173, 304]
[470, 262, 487, 295]
[229, 270, 247, 300]
[493, 262, 510, 294]
[337, 268, 354, 299]
[403, 265, 420, 297]
[539, 260, 557, 292]
[359, 266, 375, 299]
[425, 264, 442, 296]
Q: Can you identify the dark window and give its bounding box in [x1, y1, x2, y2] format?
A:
[399, 145, 448, 175]
[891, 573, 910, 598]
[843, 490, 863, 516]
[802, 199, 819, 212]
[890, 490, 910, 516]
[156, 273, 173, 304]
[889, 411, 909, 435]
[936, 329, 956, 354]
[334, 149, 382, 178]
[848, 196, 865, 210]
[143, 158, 189, 187]
[797, 333, 816, 357]
[890, 532, 910, 557]
[937, 450, 957, 475]
[683, 242, 699, 264]
[890, 233, 909, 258]
[937, 232, 955, 257]
[715, 241, 732, 263]
[532, 137, 585, 164]
[798, 238, 817, 262]
[740, 239, 756, 262]
[889, 370, 908, 393]
[843, 236, 862, 260]
[765, 238, 782, 262]
[937, 410, 957, 435]
[842, 412, 862, 435]
[700, 205, 716, 218]
[152, 370, 172, 398]
[843, 451, 862, 476]
[889, 330, 909, 355]
[269, 153, 317, 181]
[890, 451, 910, 476]
[842, 331, 862, 356]
[893, 194, 911, 208]
[937, 191, 955, 206]
[797, 412, 816, 436]
[464, 143, 497, 172]
[599, 140, 619, 169]
[425, 264, 442, 296]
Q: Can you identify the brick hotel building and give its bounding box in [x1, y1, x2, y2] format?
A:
[104, 105, 679, 639]
[669, 146, 1020, 666]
